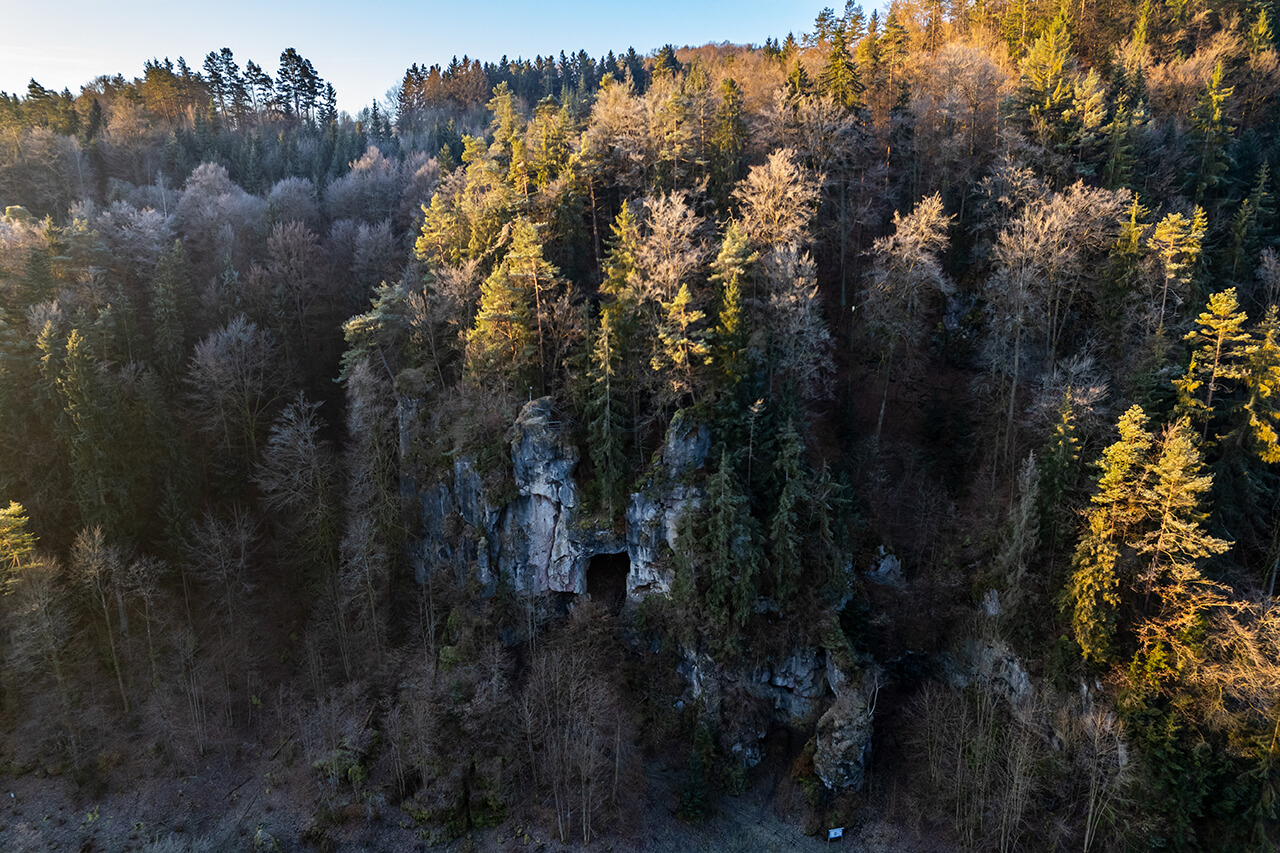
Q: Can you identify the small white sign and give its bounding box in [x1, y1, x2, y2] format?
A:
[828, 827, 844, 841]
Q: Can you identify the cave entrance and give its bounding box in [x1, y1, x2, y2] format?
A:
[586, 551, 630, 614]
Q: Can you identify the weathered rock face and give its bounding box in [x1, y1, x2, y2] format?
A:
[624, 416, 709, 597]
[939, 638, 1033, 710]
[503, 398, 582, 592]
[677, 645, 835, 771]
[814, 690, 873, 791]
[405, 399, 709, 599]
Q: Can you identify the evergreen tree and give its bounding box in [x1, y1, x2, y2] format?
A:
[651, 282, 709, 408]
[768, 420, 806, 607]
[1149, 206, 1207, 330]
[150, 239, 189, 381]
[1069, 510, 1123, 663]
[1069, 405, 1154, 662]
[702, 449, 759, 638]
[1173, 288, 1251, 441]
[709, 78, 747, 207]
[1009, 11, 1076, 152]
[586, 304, 628, 519]
[785, 57, 812, 101]
[1241, 306, 1280, 463]
[0, 501, 37, 580]
[1135, 419, 1229, 598]
[818, 28, 863, 112]
[709, 221, 757, 389]
[1188, 61, 1235, 205]
[1039, 391, 1080, 550]
[466, 221, 553, 388]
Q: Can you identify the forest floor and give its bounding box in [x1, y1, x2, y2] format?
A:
[0, 731, 958, 852]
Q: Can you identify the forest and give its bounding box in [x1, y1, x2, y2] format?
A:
[1, 0, 1279, 850]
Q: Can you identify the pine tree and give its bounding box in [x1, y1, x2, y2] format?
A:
[1173, 289, 1251, 441]
[1149, 206, 1207, 330]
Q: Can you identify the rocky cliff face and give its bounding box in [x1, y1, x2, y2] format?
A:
[404, 398, 709, 600]
[404, 398, 872, 790]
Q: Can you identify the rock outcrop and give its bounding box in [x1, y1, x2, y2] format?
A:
[813, 689, 873, 791]
[405, 398, 710, 600]
[624, 414, 708, 596]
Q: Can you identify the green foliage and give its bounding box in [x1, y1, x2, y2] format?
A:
[768, 420, 806, 607]
[651, 282, 709, 407]
[0, 501, 36, 581]
[709, 78, 747, 206]
[708, 221, 756, 390]
[1038, 392, 1080, 550]
[818, 28, 863, 112]
[701, 450, 760, 639]
[466, 218, 557, 388]
[1188, 61, 1235, 205]
[1173, 288, 1250, 439]
[1149, 206, 1207, 329]
[586, 303, 629, 518]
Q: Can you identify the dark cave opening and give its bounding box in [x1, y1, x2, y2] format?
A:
[586, 551, 630, 614]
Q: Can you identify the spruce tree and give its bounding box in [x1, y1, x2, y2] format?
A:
[768, 420, 806, 607]
[818, 28, 863, 112]
[1010, 11, 1076, 151]
[467, 218, 558, 390]
[710, 78, 747, 206]
[1069, 405, 1154, 662]
[586, 305, 628, 519]
[1069, 511, 1123, 663]
[702, 450, 759, 638]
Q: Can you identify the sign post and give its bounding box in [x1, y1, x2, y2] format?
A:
[828, 826, 844, 842]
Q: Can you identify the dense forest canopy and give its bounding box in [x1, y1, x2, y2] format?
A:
[1, 1, 1280, 850]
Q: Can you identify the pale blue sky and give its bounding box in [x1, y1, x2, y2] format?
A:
[0, 0, 837, 112]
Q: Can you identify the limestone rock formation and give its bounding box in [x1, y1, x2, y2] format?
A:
[404, 398, 710, 599]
